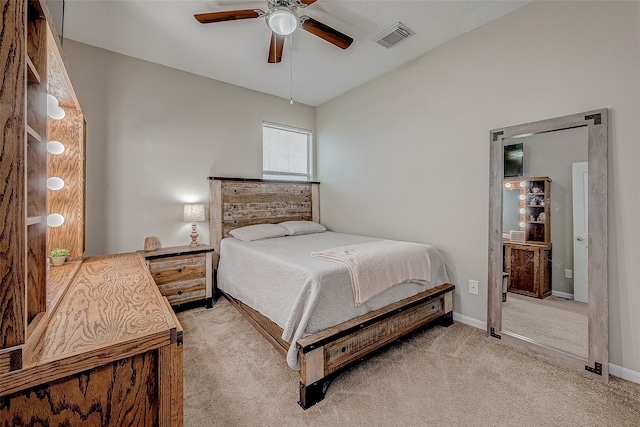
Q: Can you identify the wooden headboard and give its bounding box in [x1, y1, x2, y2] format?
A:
[208, 177, 320, 264]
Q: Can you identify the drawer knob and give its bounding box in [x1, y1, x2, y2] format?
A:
[176, 268, 183, 273]
[177, 290, 183, 295]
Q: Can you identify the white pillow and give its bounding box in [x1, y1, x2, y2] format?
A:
[279, 221, 327, 236]
[229, 224, 288, 242]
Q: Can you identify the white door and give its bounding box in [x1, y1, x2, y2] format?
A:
[572, 162, 588, 303]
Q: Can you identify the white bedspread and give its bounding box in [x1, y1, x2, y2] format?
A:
[311, 241, 431, 306]
[217, 232, 449, 369]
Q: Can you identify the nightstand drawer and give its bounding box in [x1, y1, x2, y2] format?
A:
[140, 245, 214, 310]
[158, 279, 206, 306]
[148, 253, 206, 286]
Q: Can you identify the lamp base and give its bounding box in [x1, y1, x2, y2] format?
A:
[189, 223, 199, 247]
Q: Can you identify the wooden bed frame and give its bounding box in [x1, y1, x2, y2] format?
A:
[208, 177, 455, 408]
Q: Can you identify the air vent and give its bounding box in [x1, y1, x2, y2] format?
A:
[373, 22, 415, 48]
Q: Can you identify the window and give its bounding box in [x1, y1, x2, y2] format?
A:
[262, 122, 312, 181]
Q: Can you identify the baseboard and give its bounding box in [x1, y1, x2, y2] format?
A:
[452, 312, 486, 330]
[452, 312, 640, 385]
[610, 363, 640, 385]
[551, 290, 574, 299]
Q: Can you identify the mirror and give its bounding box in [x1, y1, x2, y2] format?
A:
[502, 185, 522, 234]
[488, 109, 608, 380]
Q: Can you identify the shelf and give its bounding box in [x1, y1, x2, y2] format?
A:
[26, 55, 41, 84]
[527, 205, 544, 208]
[26, 124, 43, 143]
[528, 221, 545, 224]
[26, 216, 42, 226]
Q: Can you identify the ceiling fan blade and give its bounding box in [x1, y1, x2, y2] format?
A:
[300, 17, 353, 50]
[298, 0, 318, 6]
[195, 9, 261, 24]
[268, 33, 285, 64]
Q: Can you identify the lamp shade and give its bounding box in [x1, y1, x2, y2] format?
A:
[183, 204, 205, 222]
[266, 7, 298, 35]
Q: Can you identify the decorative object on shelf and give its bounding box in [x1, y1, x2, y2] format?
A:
[530, 195, 543, 206]
[144, 236, 160, 252]
[183, 203, 205, 247]
[49, 248, 70, 266]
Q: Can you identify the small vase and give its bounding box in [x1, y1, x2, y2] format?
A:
[51, 256, 66, 266]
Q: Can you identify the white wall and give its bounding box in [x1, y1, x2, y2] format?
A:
[63, 40, 315, 255]
[316, 1, 640, 372]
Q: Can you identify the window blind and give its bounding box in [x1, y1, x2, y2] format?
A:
[262, 122, 311, 181]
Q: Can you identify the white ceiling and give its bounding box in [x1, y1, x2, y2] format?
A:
[61, 1, 529, 106]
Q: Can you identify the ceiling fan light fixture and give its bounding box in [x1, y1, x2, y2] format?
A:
[267, 7, 298, 35]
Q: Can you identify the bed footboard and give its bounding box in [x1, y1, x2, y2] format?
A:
[296, 283, 455, 408]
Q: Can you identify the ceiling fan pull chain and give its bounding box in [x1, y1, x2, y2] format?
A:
[290, 33, 294, 105]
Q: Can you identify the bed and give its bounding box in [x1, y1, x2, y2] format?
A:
[209, 177, 455, 408]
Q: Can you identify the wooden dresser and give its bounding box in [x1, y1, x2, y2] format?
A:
[0, 253, 183, 426]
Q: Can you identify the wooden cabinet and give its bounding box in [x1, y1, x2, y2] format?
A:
[142, 245, 215, 309]
[0, 253, 183, 426]
[505, 243, 552, 298]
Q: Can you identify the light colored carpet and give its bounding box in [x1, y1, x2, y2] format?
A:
[502, 293, 588, 357]
[177, 298, 640, 427]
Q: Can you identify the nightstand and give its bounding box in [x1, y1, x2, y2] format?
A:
[140, 245, 215, 310]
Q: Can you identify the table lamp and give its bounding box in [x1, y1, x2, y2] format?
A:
[183, 203, 205, 247]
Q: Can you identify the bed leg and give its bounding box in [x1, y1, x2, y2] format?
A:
[298, 380, 330, 409]
[205, 297, 213, 309]
[438, 311, 454, 327]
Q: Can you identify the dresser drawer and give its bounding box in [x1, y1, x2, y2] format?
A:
[158, 279, 206, 306]
[148, 253, 206, 286]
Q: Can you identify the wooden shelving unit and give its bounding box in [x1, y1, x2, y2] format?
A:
[0, 3, 181, 425]
[523, 177, 551, 243]
[503, 177, 552, 299]
[0, 0, 85, 373]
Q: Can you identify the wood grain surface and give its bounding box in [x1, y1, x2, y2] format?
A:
[0, 0, 27, 358]
[47, 107, 85, 260]
[1, 253, 176, 396]
[46, 22, 80, 110]
[0, 352, 159, 426]
[32, 254, 172, 362]
[26, 222, 46, 324]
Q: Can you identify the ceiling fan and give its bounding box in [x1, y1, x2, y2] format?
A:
[194, 0, 354, 64]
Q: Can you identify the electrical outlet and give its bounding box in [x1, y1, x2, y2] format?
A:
[565, 269, 573, 279]
[469, 279, 479, 295]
